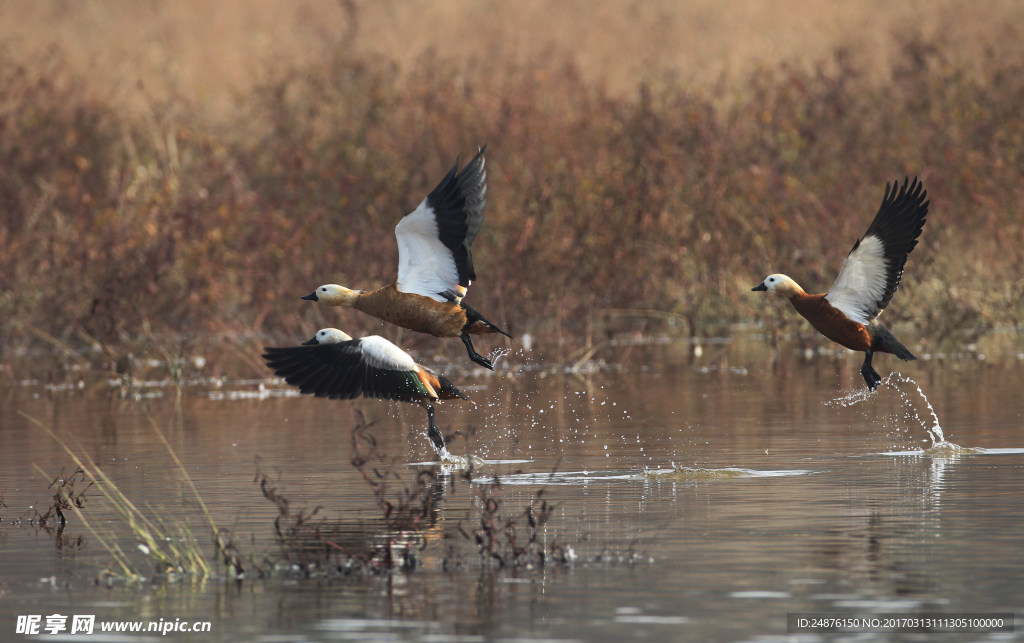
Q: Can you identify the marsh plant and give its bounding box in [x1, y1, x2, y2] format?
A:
[2, 28, 1024, 366]
[24, 412, 222, 581]
[35, 467, 91, 528]
[23, 403, 621, 584]
[254, 411, 572, 575]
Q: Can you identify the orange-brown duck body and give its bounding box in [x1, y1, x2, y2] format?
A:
[789, 291, 872, 353]
[302, 146, 511, 370]
[311, 283, 501, 342]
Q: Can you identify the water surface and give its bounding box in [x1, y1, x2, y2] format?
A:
[1, 342, 1022, 641]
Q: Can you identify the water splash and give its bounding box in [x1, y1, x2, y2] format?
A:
[643, 467, 809, 480]
[887, 373, 946, 446]
[435, 447, 467, 466]
[827, 373, 957, 449]
[411, 453, 527, 471]
[431, 448, 493, 468]
[921, 442, 978, 456]
[487, 347, 511, 367]
[824, 386, 874, 408]
[883, 444, 1024, 457]
[644, 467, 749, 480]
[492, 467, 812, 486]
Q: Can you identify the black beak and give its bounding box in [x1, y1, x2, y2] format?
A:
[301, 292, 319, 301]
[301, 336, 320, 346]
[751, 283, 768, 292]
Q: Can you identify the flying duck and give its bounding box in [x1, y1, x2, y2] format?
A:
[302, 146, 511, 370]
[262, 328, 471, 457]
[752, 177, 929, 390]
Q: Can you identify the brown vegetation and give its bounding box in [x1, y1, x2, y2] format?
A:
[3, 1, 1021, 115]
[253, 418, 572, 575]
[2, 1, 1024, 363]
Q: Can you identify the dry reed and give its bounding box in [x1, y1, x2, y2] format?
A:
[1, 9, 1023, 363]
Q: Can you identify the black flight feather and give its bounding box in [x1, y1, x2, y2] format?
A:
[262, 342, 428, 403]
[421, 145, 487, 288]
[854, 176, 929, 312]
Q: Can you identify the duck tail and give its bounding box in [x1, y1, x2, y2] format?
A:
[873, 324, 916, 362]
[435, 373, 471, 402]
[461, 302, 512, 337]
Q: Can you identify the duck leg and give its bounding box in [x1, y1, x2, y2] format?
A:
[424, 404, 448, 455]
[860, 349, 883, 390]
[460, 333, 494, 370]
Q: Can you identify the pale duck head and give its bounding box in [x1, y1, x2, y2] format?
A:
[751, 274, 803, 297]
[302, 328, 354, 345]
[301, 284, 360, 307]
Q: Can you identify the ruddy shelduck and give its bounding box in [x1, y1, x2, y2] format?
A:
[752, 177, 929, 390]
[302, 146, 511, 370]
[262, 328, 470, 457]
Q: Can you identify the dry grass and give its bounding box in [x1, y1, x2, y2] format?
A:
[1, 1, 1024, 363]
[23, 411, 223, 580]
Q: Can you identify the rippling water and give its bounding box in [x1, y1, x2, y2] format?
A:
[1, 341, 1022, 641]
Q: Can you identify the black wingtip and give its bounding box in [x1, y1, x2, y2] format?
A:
[893, 175, 927, 203]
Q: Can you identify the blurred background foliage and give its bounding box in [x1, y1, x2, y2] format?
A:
[1, 0, 1023, 365]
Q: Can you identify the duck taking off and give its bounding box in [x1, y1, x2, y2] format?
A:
[302, 146, 511, 370]
[752, 177, 929, 390]
[262, 328, 471, 458]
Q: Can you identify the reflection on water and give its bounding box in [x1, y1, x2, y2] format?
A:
[1, 340, 1023, 642]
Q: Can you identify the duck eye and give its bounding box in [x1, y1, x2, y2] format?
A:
[321, 287, 327, 292]
[769, 278, 775, 282]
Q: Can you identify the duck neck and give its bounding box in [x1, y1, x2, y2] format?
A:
[780, 284, 810, 303]
[350, 284, 394, 317]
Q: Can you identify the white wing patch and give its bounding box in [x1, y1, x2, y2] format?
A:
[395, 199, 460, 303]
[359, 336, 420, 372]
[825, 235, 889, 324]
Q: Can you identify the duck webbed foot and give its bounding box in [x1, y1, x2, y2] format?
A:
[461, 333, 494, 370]
[860, 349, 883, 390]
